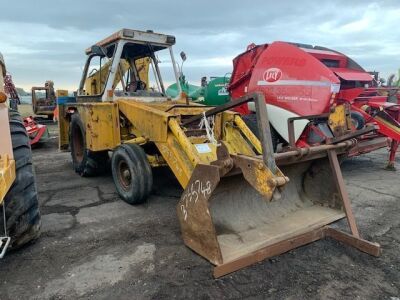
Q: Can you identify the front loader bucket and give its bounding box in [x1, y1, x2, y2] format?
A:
[177, 152, 380, 277]
[174, 93, 380, 277]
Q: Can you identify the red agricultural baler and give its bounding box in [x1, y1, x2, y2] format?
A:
[229, 42, 400, 168]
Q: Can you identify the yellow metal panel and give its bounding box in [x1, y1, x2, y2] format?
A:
[328, 104, 350, 136]
[167, 106, 211, 117]
[79, 103, 121, 151]
[146, 153, 167, 167]
[58, 105, 70, 150]
[213, 113, 223, 140]
[0, 103, 13, 158]
[168, 118, 200, 165]
[195, 143, 218, 164]
[136, 57, 150, 88]
[117, 99, 170, 142]
[56, 90, 68, 97]
[84, 59, 130, 96]
[222, 122, 256, 156]
[0, 155, 15, 205]
[156, 135, 194, 188]
[234, 115, 262, 154]
[140, 100, 201, 113]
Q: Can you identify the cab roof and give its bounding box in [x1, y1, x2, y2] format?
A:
[85, 28, 176, 55]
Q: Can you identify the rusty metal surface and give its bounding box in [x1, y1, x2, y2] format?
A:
[348, 137, 388, 157]
[210, 143, 233, 177]
[176, 164, 223, 265]
[31, 81, 57, 116]
[325, 227, 381, 257]
[253, 93, 277, 174]
[181, 92, 258, 126]
[213, 227, 326, 278]
[174, 93, 380, 277]
[85, 29, 176, 55]
[231, 154, 287, 200]
[327, 149, 360, 237]
[178, 156, 348, 271]
[327, 125, 377, 144]
[213, 224, 381, 278]
[80, 103, 121, 151]
[274, 140, 355, 165]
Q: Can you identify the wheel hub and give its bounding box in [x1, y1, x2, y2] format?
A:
[118, 161, 132, 190]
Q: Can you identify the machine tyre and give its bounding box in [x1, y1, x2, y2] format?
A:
[111, 144, 153, 205]
[242, 113, 279, 152]
[350, 111, 365, 130]
[69, 113, 109, 177]
[1, 110, 41, 249]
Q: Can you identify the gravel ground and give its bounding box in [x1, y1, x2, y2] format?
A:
[0, 123, 399, 300]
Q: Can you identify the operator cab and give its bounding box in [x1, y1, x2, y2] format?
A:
[77, 29, 181, 102]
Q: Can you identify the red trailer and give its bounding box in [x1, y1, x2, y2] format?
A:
[229, 42, 400, 168]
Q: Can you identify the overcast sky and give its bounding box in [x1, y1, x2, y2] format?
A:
[1, 0, 399, 91]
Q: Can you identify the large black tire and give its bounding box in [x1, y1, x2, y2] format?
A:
[69, 113, 109, 176]
[350, 111, 366, 130]
[242, 113, 280, 152]
[111, 144, 153, 205]
[0, 110, 41, 249]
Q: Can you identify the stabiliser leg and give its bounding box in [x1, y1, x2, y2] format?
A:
[326, 149, 381, 256]
[213, 149, 381, 278]
[385, 140, 399, 171]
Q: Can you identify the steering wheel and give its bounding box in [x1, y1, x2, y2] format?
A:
[126, 80, 147, 92]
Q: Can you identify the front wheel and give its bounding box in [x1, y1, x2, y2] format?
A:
[111, 144, 152, 205]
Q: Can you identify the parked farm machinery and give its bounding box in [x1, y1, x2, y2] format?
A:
[228, 42, 400, 169]
[58, 29, 380, 277]
[31, 80, 57, 119]
[165, 50, 231, 105]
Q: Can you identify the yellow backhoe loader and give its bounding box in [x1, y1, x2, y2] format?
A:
[58, 29, 381, 277]
[0, 52, 41, 258]
[31, 80, 57, 118]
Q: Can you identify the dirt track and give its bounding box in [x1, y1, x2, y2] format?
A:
[0, 123, 399, 299]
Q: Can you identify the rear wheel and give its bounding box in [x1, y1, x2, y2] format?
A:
[69, 113, 109, 176]
[242, 113, 280, 152]
[0, 110, 41, 249]
[111, 144, 153, 205]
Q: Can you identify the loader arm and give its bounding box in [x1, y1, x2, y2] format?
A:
[117, 93, 287, 190]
